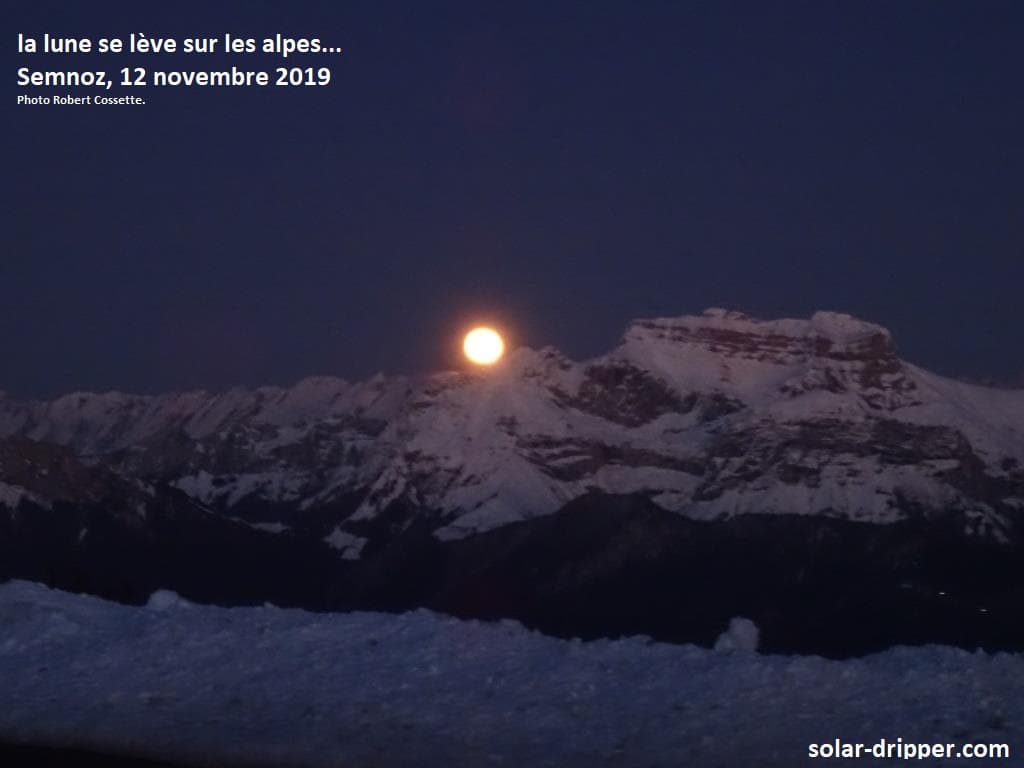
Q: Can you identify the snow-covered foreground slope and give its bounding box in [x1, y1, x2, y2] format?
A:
[1, 581, 1020, 768]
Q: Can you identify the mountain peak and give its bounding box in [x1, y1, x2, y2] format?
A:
[808, 310, 891, 342]
[625, 308, 892, 346]
[701, 307, 752, 321]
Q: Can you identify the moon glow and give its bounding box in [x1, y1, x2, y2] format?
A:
[463, 327, 505, 365]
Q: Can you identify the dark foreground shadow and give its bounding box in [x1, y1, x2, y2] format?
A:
[0, 741, 197, 767]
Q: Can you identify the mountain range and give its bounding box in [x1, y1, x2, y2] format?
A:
[2, 309, 1022, 656]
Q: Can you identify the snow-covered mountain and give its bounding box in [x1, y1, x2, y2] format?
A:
[2, 308, 1022, 549]
[2, 309, 1023, 655]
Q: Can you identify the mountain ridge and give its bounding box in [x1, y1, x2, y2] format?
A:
[2, 308, 1022, 554]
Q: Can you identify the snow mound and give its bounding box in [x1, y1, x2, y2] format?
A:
[145, 589, 191, 611]
[714, 617, 760, 653]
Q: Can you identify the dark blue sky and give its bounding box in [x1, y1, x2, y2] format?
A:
[6, 1, 1023, 397]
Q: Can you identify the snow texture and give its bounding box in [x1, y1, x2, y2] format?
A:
[0, 581, 1020, 767]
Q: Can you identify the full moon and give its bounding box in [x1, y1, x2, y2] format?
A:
[463, 327, 505, 365]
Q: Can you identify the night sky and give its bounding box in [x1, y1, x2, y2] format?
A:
[6, 1, 1023, 398]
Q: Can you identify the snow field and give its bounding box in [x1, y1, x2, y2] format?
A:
[0, 581, 1020, 767]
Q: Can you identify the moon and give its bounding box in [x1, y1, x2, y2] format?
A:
[463, 327, 505, 365]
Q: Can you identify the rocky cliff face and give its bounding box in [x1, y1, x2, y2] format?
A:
[2, 309, 1023, 655]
